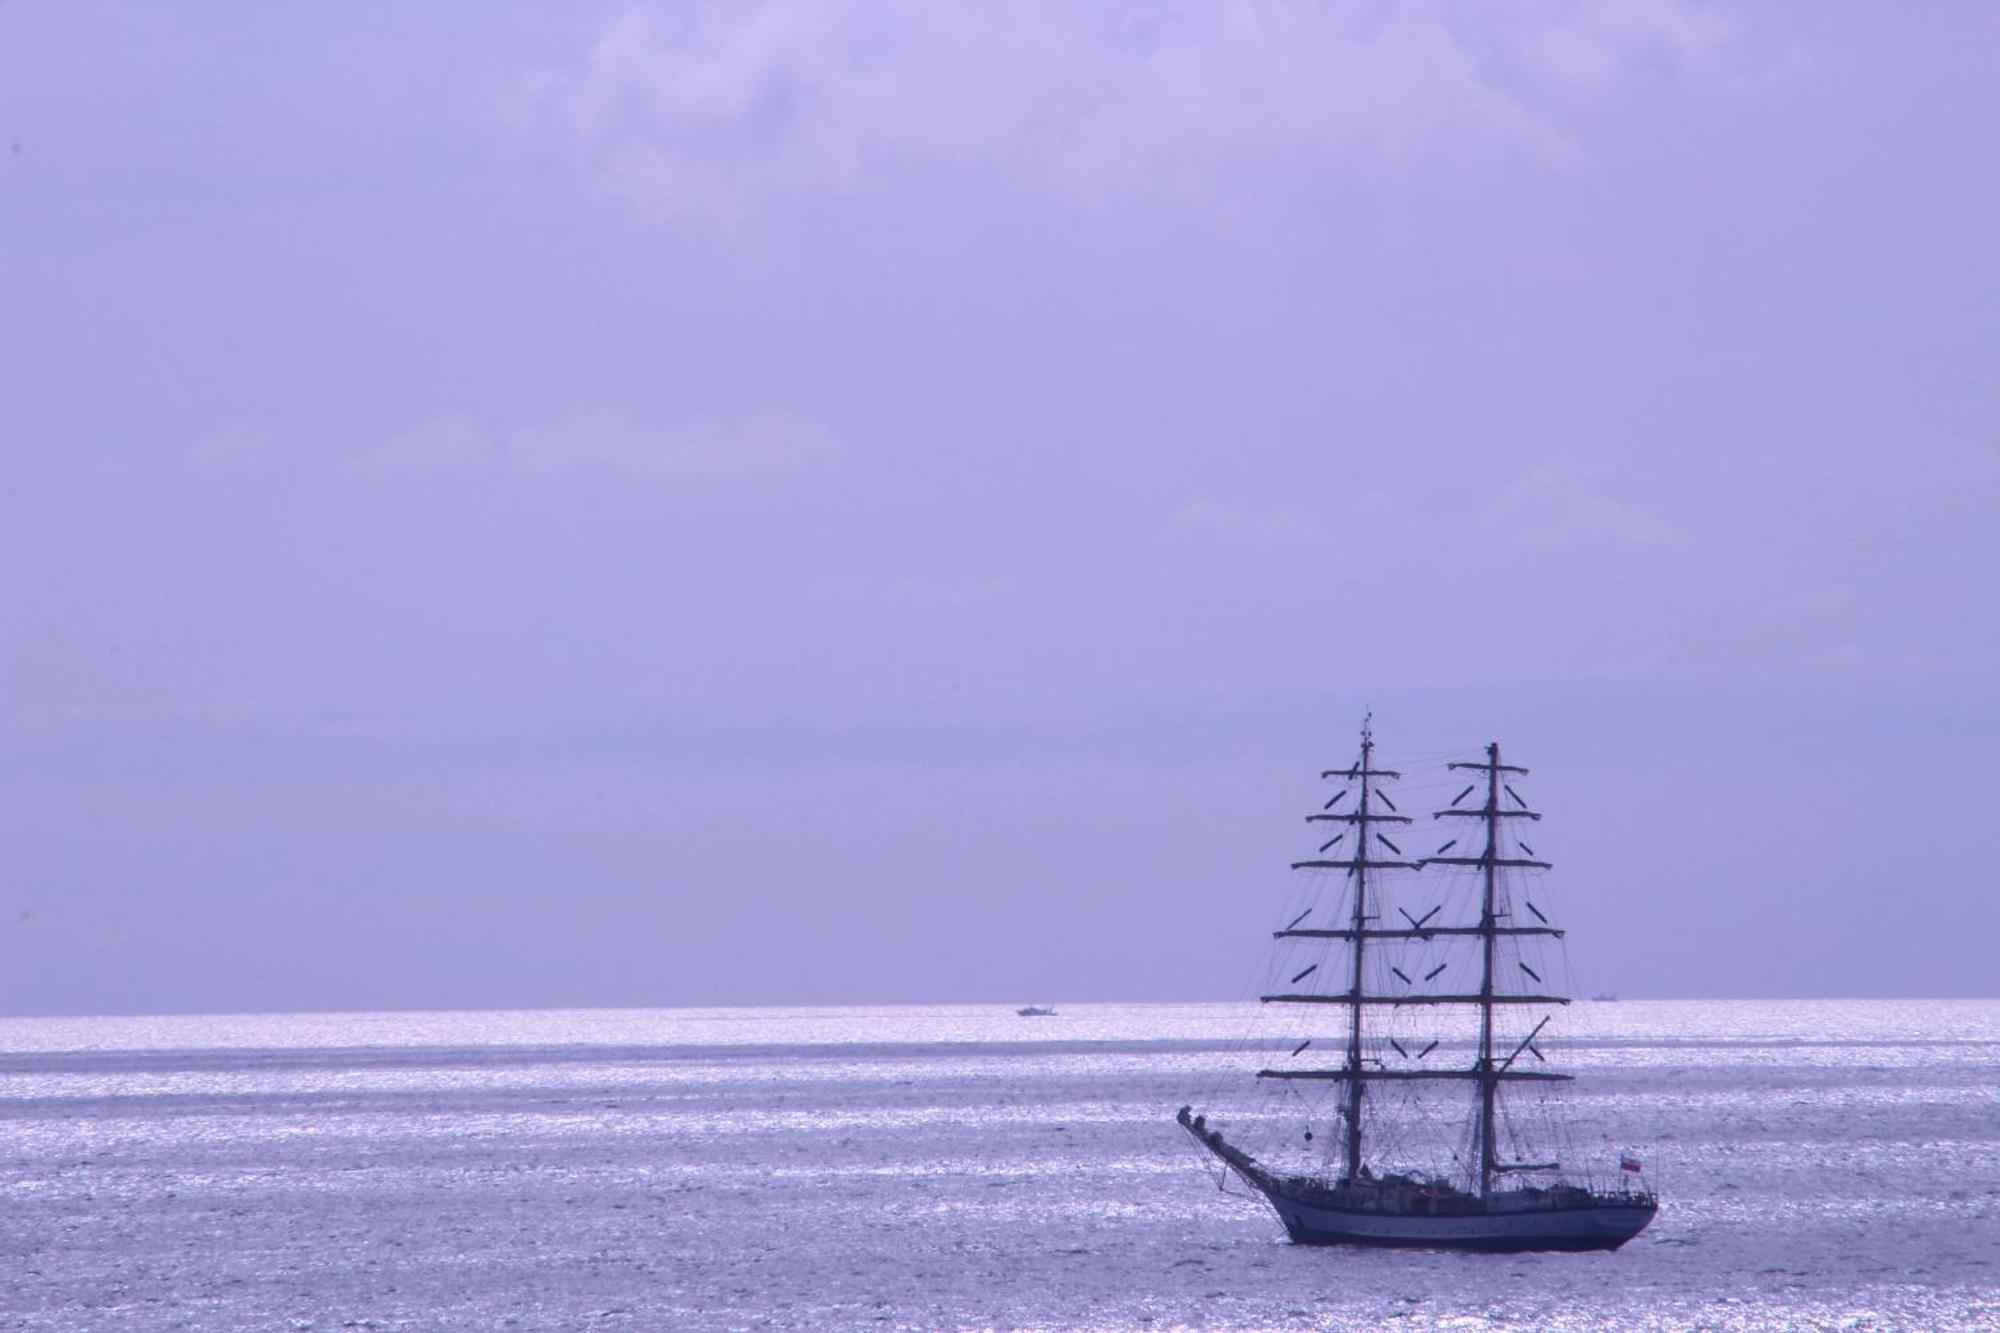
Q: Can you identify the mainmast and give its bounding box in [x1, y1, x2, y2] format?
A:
[1261, 737, 1569, 1195]
[1432, 742, 1552, 1197]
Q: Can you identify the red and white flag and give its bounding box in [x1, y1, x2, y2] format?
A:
[1620, 1155, 1643, 1173]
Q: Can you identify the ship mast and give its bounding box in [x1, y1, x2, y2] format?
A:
[1435, 742, 1548, 1198]
[1271, 719, 1419, 1183]
[1338, 722, 1400, 1182]
[1259, 737, 1570, 1195]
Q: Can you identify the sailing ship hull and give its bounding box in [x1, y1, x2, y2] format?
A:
[1178, 1109, 1657, 1253]
[1255, 1182, 1656, 1252]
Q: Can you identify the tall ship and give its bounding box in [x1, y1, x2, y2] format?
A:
[1179, 724, 1657, 1251]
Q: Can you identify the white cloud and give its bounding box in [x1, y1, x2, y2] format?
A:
[1518, 0, 1732, 88]
[1852, 435, 1999, 497]
[360, 408, 845, 483]
[1174, 499, 1320, 547]
[371, 414, 495, 471]
[1789, 582, 1853, 616]
[1489, 461, 1680, 551]
[820, 575, 1020, 609]
[521, 1, 1731, 222]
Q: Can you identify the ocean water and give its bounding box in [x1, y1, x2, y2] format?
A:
[1, 1000, 1997, 1330]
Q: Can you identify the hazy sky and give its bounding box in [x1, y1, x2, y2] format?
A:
[3, 2, 1995, 1015]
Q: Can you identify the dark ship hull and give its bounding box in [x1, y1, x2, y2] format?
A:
[1179, 1108, 1657, 1253]
[1255, 1179, 1655, 1251]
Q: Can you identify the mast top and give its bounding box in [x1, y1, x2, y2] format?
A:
[1448, 741, 1528, 776]
[1324, 712, 1401, 782]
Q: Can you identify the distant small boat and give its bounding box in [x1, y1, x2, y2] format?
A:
[1016, 1005, 1057, 1017]
[1591, 993, 1621, 1002]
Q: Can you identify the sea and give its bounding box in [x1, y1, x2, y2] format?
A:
[1, 999, 1996, 1331]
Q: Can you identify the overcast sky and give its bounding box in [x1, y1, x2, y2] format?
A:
[2, 2, 1995, 1015]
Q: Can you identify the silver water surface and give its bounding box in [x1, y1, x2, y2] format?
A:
[2, 1000, 1997, 1330]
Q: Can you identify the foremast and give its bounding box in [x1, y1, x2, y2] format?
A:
[1259, 736, 1569, 1198]
[1267, 720, 1419, 1184]
[1333, 723, 1410, 1182]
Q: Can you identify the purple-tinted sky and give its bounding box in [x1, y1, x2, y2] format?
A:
[2, 3, 1996, 1015]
